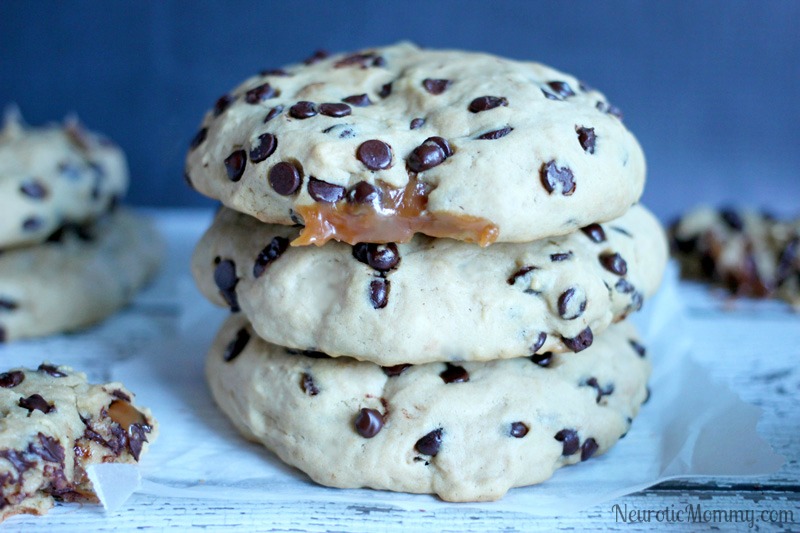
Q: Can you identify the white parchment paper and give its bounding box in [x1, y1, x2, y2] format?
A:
[0, 211, 785, 516]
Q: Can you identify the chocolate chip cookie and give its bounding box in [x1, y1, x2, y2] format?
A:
[185, 42, 645, 246]
[192, 204, 666, 364]
[0, 364, 157, 521]
[0, 110, 128, 249]
[0, 209, 162, 342]
[206, 314, 649, 502]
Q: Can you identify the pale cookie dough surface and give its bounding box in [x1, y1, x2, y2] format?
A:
[671, 206, 800, 308]
[192, 204, 667, 365]
[207, 314, 650, 502]
[0, 209, 162, 342]
[0, 111, 129, 249]
[0, 363, 157, 521]
[185, 42, 645, 245]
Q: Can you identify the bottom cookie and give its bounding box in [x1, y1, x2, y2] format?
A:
[0, 364, 157, 521]
[206, 314, 650, 502]
[0, 209, 162, 342]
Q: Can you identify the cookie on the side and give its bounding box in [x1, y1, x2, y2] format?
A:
[185, 42, 645, 246]
[0, 363, 157, 521]
[671, 206, 799, 308]
[192, 204, 666, 365]
[0, 209, 162, 342]
[0, 110, 128, 249]
[206, 314, 650, 502]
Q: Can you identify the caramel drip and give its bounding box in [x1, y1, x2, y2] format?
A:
[292, 178, 499, 246]
[107, 400, 147, 431]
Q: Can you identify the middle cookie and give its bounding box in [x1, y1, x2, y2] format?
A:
[192, 204, 667, 365]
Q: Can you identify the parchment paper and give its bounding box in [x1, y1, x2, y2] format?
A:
[0, 211, 785, 516]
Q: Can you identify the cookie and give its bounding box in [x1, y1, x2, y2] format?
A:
[0, 363, 157, 521]
[185, 42, 645, 246]
[191, 204, 666, 365]
[0, 109, 128, 249]
[206, 314, 650, 502]
[0, 209, 162, 342]
[671, 206, 800, 308]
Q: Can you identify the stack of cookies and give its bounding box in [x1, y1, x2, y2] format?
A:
[186, 43, 668, 502]
[0, 110, 161, 342]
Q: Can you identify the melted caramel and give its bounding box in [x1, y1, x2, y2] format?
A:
[292, 177, 499, 246]
[107, 400, 148, 431]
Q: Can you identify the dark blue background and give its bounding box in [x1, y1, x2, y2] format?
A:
[1, 1, 798, 221]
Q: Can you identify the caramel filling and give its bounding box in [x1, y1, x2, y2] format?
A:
[292, 177, 499, 246]
[107, 400, 148, 431]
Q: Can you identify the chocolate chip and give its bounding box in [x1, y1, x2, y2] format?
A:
[542, 89, 559, 100]
[213, 94, 235, 117]
[253, 236, 289, 278]
[308, 177, 346, 203]
[507, 265, 536, 285]
[382, 364, 411, 377]
[213, 259, 240, 312]
[540, 161, 575, 195]
[343, 94, 372, 107]
[599, 253, 628, 276]
[530, 332, 547, 353]
[596, 101, 624, 120]
[249, 133, 277, 164]
[303, 49, 329, 65]
[189, 127, 208, 150]
[577, 127, 596, 154]
[347, 181, 381, 205]
[128, 423, 149, 461]
[0, 298, 18, 311]
[531, 352, 552, 367]
[301, 373, 319, 396]
[554, 429, 579, 455]
[356, 140, 393, 170]
[547, 81, 576, 98]
[379, 82, 392, 98]
[34, 433, 65, 463]
[415, 428, 443, 456]
[427, 136, 453, 157]
[558, 288, 586, 319]
[260, 68, 290, 77]
[111, 389, 132, 402]
[264, 105, 284, 123]
[355, 408, 384, 438]
[581, 438, 598, 461]
[286, 348, 330, 359]
[289, 101, 318, 119]
[582, 377, 614, 403]
[476, 126, 513, 140]
[0, 371, 24, 388]
[245, 83, 277, 104]
[20, 180, 48, 199]
[410, 118, 425, 129]
[440, 364, 469, 384]
[269, 162, 303, 195]
[22, 217, 42, 232]
[468, 96, 508, 113]
[369, 278, 390, 309]
[368, 243, 400, 271]
[407, 140, 446, 172]
[335, 52, 384, 69]
[550, 252, 572, 262]
[580, 224, 606, 243]
[629, 339, 646, 357]
[19, 394, 53, 414]
[719, 208, 744, 231]
[615, 278, 635, 294]
[319, 103, 352, 117]
[510, 422, 529, 438]
[224, 150, 247, 182]
[562, 327, 593, 352]
[37, 364, 66, 377]
[221, 328, 249, 363]
[422, 78, 451, 95]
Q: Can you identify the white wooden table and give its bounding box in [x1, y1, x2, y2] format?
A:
[2, 210, 798, 532]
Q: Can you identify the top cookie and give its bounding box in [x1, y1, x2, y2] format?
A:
[0, 110, 128, 249]
[185, 42, 645, 246]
